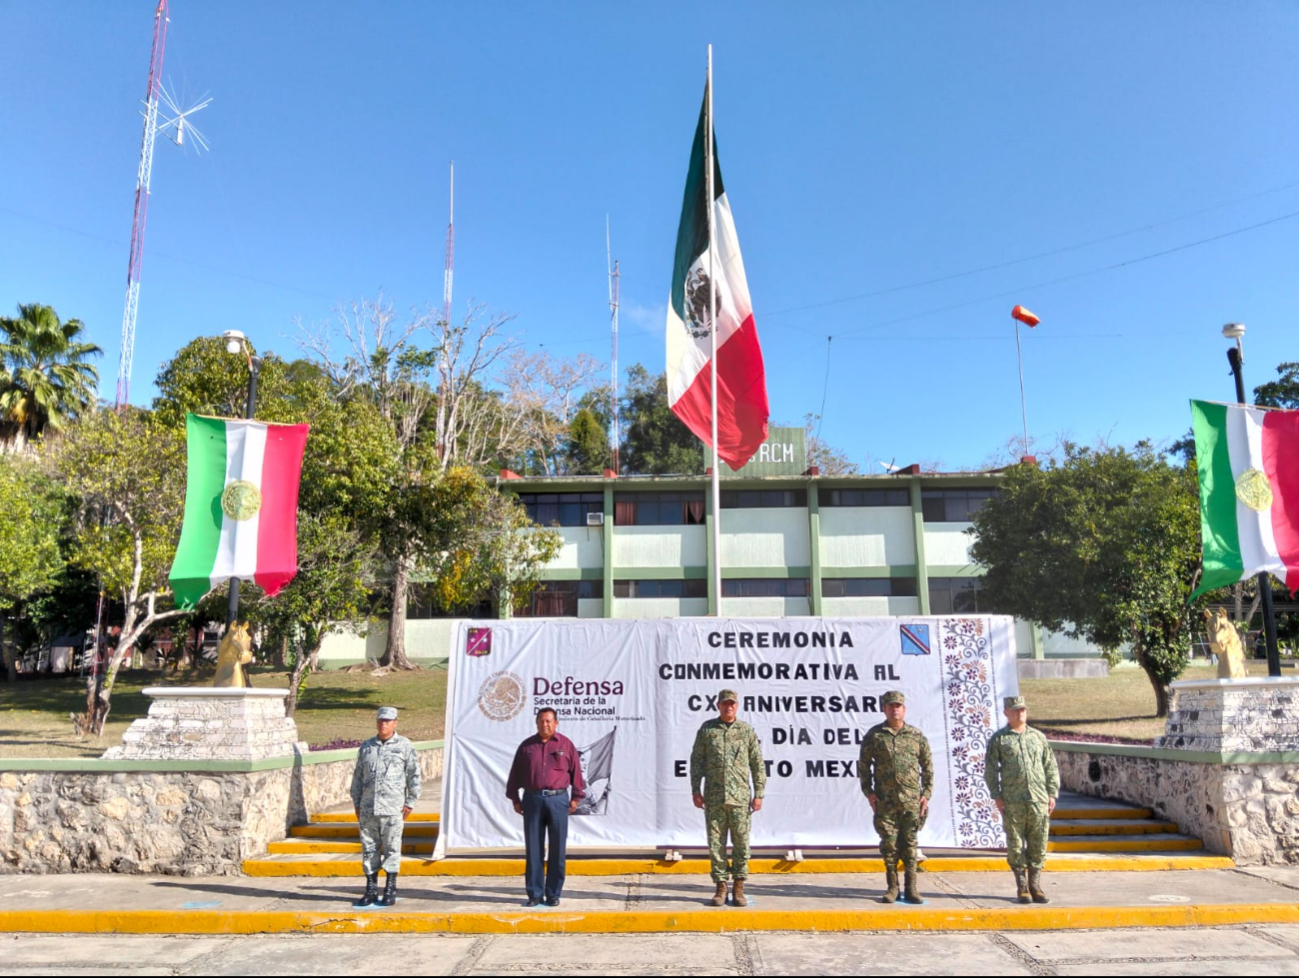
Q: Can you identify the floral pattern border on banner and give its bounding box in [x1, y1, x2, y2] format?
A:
[940, 617, 1006, 849]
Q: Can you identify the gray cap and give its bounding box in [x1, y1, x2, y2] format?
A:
[718, 689, 739, 704]
[377, 706, 399, 721]
[1003, 696, 1027, 710]
[881, 690, 906, 706]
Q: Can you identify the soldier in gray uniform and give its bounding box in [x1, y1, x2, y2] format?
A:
[350, 706, 422, 908]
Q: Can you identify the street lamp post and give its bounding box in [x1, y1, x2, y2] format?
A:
[222, 329, 261, 631]
[1222, 322, 1282, 678]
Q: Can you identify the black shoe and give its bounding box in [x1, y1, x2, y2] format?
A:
[352, 874, 379, 909]
[377, 873, 399, 907]
[523, 897, 543, 907]
[544, 895, 561, 907]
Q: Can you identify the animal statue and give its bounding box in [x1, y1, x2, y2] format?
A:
[1204, 608, 1248, 680]
[214, 623, 254, 688]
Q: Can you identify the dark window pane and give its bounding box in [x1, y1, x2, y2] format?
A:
[613, 581, 631, 598]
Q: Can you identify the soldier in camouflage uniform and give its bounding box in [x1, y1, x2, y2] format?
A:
[690, 688, 766, 907]
[859, 690, 933, 904]
[983, 694, 1059, 904]
[350, 706, 422, 909]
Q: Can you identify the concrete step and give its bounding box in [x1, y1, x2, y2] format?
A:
[242, 850, 1232, 877]
[1048, 818, 1181, 836]
[309, 812, 439, 825]
[1046, 833, 1204, 853]
[267, 839, 439, 855]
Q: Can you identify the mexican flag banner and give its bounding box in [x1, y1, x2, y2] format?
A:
[1191, 399, 1299, 598]
[665, 84, 769, 470]
[169, 413, 310, 609]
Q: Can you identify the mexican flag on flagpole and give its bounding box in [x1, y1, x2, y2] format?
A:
[665, 86, 769, 470]
[169, 413, 310, 609]
[1191, 399, 1299, 598]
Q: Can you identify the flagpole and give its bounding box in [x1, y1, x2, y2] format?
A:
[1013, 315, 1029, 457]
[706, 44, 722, 617]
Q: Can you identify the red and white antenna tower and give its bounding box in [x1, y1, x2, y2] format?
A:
[442, 161, 455, 326]
[115, 0, 210, 406]
[607, 217, 620, 474]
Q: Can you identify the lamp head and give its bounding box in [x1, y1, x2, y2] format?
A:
[1222, 322, 1246, 341]
[222, 329, 246, 355]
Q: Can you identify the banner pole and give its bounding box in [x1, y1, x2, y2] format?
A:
[706, 44, 722, 616]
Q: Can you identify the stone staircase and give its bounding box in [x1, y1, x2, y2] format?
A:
[243, 790, 1228, 876]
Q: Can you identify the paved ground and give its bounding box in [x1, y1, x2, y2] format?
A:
[6, 927, 1299, 975]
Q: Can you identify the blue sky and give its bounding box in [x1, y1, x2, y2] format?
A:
[4, 1, 1299, 470]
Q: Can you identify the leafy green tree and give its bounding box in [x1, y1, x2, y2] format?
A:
[0, 303, 102, 445]
[250, 512, 379, 715]
[0, 456, 66, 681]
[55, 408, 188, 734]
[969, 443, 1201, 717]
[567, 407, 610, 475]
[620, 364, 702, 475]
[1254, 362, 1299, 409]
[151, 337, 294, 428]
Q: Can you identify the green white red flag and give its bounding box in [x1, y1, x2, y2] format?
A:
[1191, 399, 1299, 598]
[169, 413, 309, 609]
[665, 85, 769, 470]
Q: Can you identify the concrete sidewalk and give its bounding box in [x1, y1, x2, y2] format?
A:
[1, 865, 1298, 935]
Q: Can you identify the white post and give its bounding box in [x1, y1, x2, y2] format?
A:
[706, 44, 722, 616]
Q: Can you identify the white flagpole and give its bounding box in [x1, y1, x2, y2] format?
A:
[706, 43, 722, 616]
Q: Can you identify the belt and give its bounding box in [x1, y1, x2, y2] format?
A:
[527, 788, 570, 797]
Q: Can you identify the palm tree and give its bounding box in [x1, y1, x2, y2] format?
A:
[0, 303, 103, 445]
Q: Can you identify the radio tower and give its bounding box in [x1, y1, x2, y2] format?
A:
[442, 161, 455, 326]
[115, 0, 209, 406]
[607, 217, 620, 473]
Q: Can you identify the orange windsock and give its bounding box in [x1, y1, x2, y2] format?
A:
[1011, 305, 1041, 328]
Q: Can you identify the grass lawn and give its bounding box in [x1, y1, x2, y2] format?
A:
[0, 664, 449, 759]
[1023, 658, 1286, 743]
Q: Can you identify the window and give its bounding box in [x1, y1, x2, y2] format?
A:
[720, 489, 807, 509]
[721, 578, 809, 598]
[818, 488, 911, 507]
[515, 580, 601, 618]
[921, 489, 998, 522]
[613, 579, 708, 599]
[822, 578, 918, 598]
[927, 577, 984, 614]
[613, 491, 706, 526]
[408, 585, 492, 619]
[516, 492, 604, 527]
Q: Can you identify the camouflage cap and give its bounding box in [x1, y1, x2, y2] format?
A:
[718, 689, 739, 704]
[1003, 695, 1027, 710]
[881, 690, 906, 706]
[376, 706, 399, 721]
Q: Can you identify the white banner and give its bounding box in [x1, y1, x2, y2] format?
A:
[437, 616, 1018, 856]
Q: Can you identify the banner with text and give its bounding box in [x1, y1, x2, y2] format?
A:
[436, 616, 1018, 856]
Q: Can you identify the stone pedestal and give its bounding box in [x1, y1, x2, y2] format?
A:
[1155, 677, 1299, 752]
[102, 687, 300, 761]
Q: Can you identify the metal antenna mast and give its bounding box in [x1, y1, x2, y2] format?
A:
[607, 216, 620, 474]
[115, 0, 210, 406]
[443, 161, 455, 326]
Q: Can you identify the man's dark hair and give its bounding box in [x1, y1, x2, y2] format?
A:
[536, 707, 558, 721]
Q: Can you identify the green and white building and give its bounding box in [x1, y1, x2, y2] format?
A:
[319, 428, 1090, 667]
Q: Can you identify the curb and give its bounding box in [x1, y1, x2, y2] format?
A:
[2, 903, 1296, 935]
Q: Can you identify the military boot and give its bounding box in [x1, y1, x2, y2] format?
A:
[1013, 869, 1031, 904]
[902, 863, 926, 905]
[709, 881, 728, 907]
[1028, 868, 1049, 904]
[731, 879, 748, 907]
[352, 874, 378, 909]
[881, 866, 899, 904]
[377, 873, 399, 907]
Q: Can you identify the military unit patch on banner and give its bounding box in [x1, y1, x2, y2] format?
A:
[466, 627, 492, 657]
[900, 623, 931, 656]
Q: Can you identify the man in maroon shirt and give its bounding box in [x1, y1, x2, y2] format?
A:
[506, 707, 585, 907]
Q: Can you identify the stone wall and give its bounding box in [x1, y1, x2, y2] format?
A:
[1156, 678, 1299, 753]
[1054, 744, 1299, 865]
[0, 743, 443, 876]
